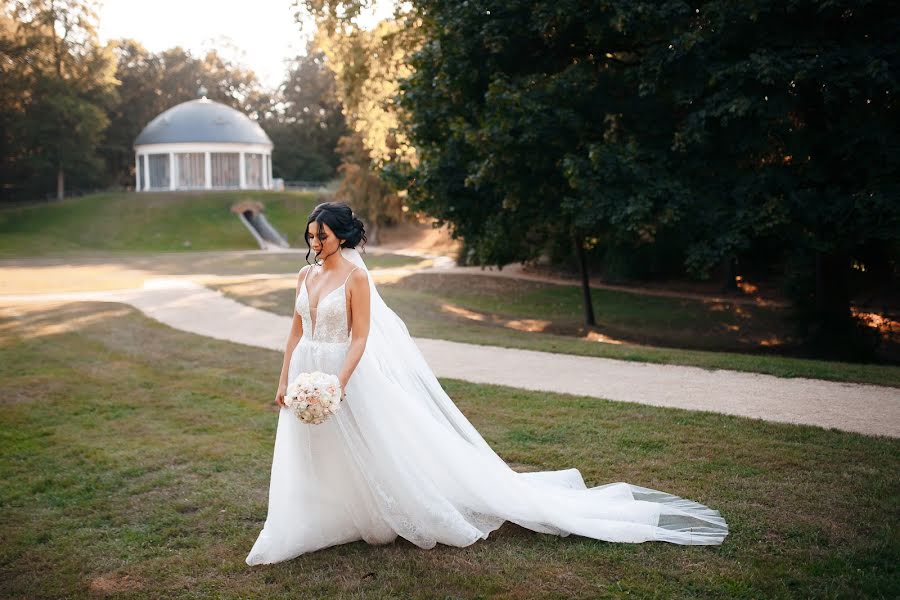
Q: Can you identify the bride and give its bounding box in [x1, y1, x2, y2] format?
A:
[245, 201, 728, 565]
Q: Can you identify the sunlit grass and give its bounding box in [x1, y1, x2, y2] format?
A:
[0, 190, 324, 257]
[210, 274, 900, 388]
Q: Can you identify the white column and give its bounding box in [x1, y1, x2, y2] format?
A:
[168, 152, 176, 190]
[239, 152, 246, 189]
[134, 154, 140, 191]
[142, 153, 150, 191]
[266, 153, 272, 189]
[204, 151, 212, 189]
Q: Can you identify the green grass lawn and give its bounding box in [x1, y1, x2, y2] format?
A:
[210, 274, 900, 388]
[0, 190, 324, 257]
[1, 302, 897, 598]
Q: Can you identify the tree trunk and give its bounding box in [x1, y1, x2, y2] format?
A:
[814, 249, 850, 323]
[722, 255, 738, 292]
[56, 167, 64, 200]
[573, 232, 596, 327]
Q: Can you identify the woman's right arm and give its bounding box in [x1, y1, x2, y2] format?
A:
[275, 266, 309, 407]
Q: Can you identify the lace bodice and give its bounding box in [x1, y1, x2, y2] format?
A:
[295, 266, 359, 343]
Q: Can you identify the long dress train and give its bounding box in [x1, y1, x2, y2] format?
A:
[246, 261, 728, 565]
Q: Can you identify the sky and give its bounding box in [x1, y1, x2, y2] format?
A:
[96, 0, 396, 91]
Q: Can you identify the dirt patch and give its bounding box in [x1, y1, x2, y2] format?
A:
[373, 216, 462, 257]
[0, 264, 151, 294]
[88, 572, 148, 595]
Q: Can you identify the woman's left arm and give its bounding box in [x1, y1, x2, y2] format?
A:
[337, 268, 371, 398]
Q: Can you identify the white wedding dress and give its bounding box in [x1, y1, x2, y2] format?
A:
[245, 249, 728, 566]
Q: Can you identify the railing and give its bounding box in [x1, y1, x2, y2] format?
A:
[1, 179, 338, 207]
[282, 180, 332, 192]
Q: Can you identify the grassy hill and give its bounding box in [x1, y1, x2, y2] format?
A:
[0, 191, 324, 257]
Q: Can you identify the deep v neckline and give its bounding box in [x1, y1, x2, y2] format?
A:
[302, 267, 350, 338]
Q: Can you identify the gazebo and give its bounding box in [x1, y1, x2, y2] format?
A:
[133, 98, 273, 192]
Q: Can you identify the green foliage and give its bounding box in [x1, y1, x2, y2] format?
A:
[297, 3, 422, 239]
[650, 0, 900, 358]
[393, 1, 692, 270]
[658, 1, 899, 263]
[335, 131, 405, 245]
[3, 8, 347, 198]
[392, 0, 900, 358]
[260, 47, 348, 182]
[1, 0, 117, 199]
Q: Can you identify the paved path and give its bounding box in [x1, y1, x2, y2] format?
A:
[1, 279, 897, 438]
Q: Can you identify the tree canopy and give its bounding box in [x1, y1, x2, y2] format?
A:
[391, 0, 899, 357]
[1, 0, 116, 200]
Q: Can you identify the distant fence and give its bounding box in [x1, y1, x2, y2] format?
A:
[1, 180, 336, 207]
[282, 180, 332, 192]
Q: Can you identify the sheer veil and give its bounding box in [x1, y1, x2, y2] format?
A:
[341, 246, 495, 454]
[340, 246, 728, 546]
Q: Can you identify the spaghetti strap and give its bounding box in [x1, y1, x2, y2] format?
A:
[342, 266, 360, 286]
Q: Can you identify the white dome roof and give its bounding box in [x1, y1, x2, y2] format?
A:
[134, 98, 272, 147]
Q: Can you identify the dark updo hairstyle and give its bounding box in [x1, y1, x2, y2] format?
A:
[304, 200, 367, 265]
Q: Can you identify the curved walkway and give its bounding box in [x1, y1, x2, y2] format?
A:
[1, 279, 897, 438]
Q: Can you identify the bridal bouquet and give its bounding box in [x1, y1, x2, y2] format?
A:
[284, 371, 343, 425]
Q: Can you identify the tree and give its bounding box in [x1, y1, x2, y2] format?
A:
[645, 0, 900, 357]
[98, 39, 164, 187]
[257, 46, 348, 182]
[393, 1, 695, 327]
[334, 130, 404, 243]
[297, 0, 420, 234]
[393, 0, 899, 357]
[1, 0, 117, 200]
[0, 8, 33, 200]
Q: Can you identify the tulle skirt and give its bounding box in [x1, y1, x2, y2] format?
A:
[245, 337, 728, 566]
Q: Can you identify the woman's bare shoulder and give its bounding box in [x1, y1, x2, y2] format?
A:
[296, 264, 314, 293]
[349, 266, 367, 284]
